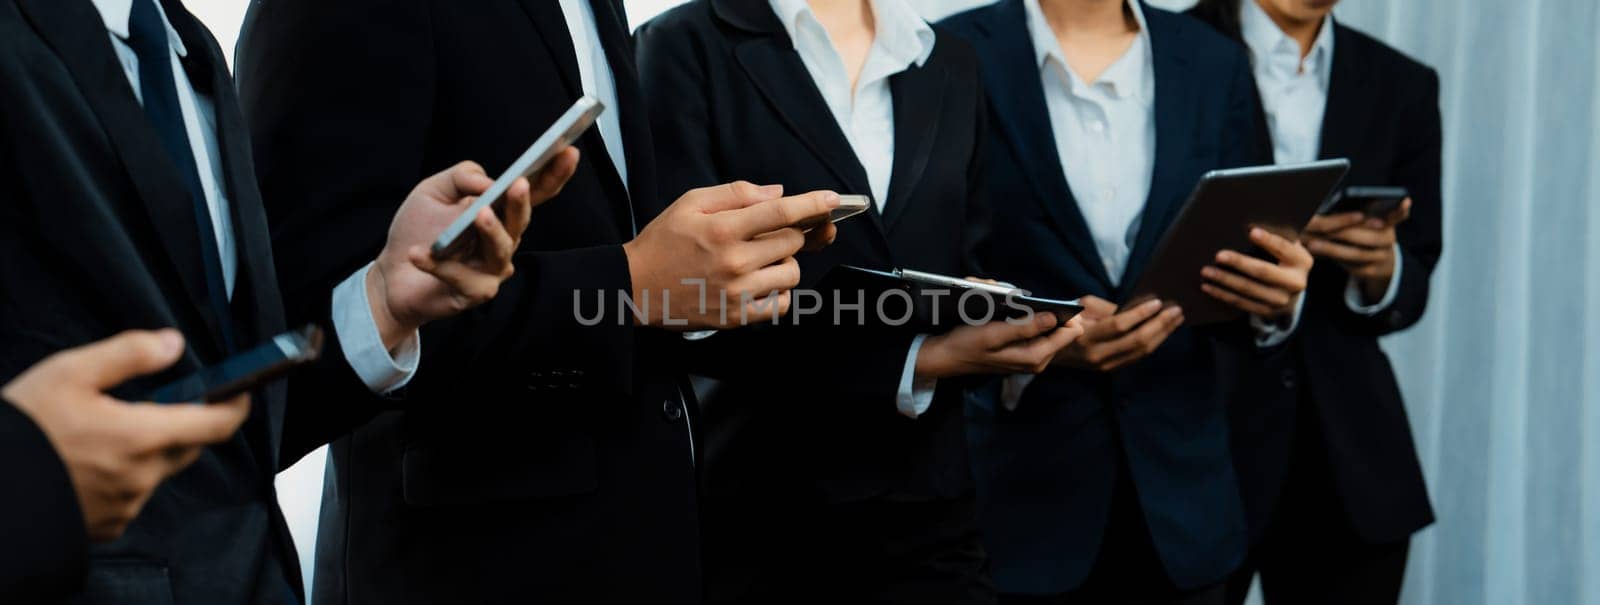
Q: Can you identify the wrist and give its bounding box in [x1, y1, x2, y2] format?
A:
[1358, 270, 1393, 304]
[914, 334, 959, 380]
[366, 261, 420, 349]
[621, 240, 653, 327]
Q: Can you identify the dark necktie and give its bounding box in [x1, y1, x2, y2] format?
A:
[127, 0, 236, 352]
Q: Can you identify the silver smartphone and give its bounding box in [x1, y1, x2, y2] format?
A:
[431, 96, 604, 256]
[832, 194, 871, 223]
[799, 194, 871, 230]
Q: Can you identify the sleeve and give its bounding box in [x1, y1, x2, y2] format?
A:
[1340, 67, 1443, 336]
[964, 80, 994, 277]
[901, 72, 995, 417]
[896, 336, 937, 418]
[330, 263, 420, 394]
[1204, 46, 1290, 355]
[239, 0, 639, 450]
[1249, 292, 1305, 347]
[1344, 244, 1404, 314]
[634, 17, 720, 207]
[238, 0, 437, 464]
[635, 16, 919, 405]
[0, 401, 87, 601]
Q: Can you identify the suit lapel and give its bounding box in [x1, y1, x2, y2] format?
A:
[516, 0, 583, 98]
[1317, 25, 1375, 162]
[713, 0, 890, 223]
[975, 0, 1113, 290]
[881, 61, 945, 231]
[1119, 6, 1195, 298]
[588, 0, 657, 222]
[515, 0, 636, 235]
[167, 3, 279, 342]
[17, 0, 229, 355]
[163, 0, 285, 467]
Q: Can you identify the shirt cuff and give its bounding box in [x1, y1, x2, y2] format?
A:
[332, 263, 420, 394]
[1250, 291, 1305, 348]
[897, 335, 938, 418]
[682, 330, 718, 341]
[1344, 244, 1405, 315]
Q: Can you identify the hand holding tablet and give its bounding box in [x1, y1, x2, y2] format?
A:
[1126, 159, 1349, 325]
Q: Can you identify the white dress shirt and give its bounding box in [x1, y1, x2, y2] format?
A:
[1026, 0, 1155, 287]
[1004, 0, 1298, 409]
[1239, 0, 1402, 314]
[559, 0, 629, 200]
[770, 0, 940, 418]
[91, 0, 417, 393]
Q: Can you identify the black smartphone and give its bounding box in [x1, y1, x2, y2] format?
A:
[144, 325, 324, 403]
[1322, 186, 1408, 217]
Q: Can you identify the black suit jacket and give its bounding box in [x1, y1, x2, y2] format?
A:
[238, 0, 701, 602]
[0, 401, 85, 602]
[638, 0, 988, 501]
[0, 0, 378, 601]
[943, 0, 1274, 593]
[637, 2, 989, 598]
[1189, 7, 1441, 545]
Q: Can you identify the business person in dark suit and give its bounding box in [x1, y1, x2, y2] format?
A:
[237, 0, 839, 602]
[637, 1, 1083, 602]
[943, 1, 1314, 602]
[1188, 1, 1442, 603]
[0, 0, 547, 601]
[1, 331, 248, 602]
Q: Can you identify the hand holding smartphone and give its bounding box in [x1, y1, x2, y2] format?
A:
[1321, 186, 1408, 218]
[431, 97, 605, 257]
[143, 326, 324, 403]
[797, 194, 870, 230]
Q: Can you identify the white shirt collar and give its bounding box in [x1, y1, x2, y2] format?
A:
[769, 0, 937, 68]
[90, 0, 189, 58]
[1023, 0, 1151, 100]
[1239, 0, 1332, 82]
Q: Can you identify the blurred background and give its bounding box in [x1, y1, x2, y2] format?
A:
[189, 1, 1600, 603]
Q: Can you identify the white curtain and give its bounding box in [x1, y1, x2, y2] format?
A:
[914, 1, 1600, 603]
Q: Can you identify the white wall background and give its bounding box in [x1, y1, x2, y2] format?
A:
[184, 2, 1600, 604]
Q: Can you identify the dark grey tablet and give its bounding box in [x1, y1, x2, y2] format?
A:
[1125, 159, 1350, 325]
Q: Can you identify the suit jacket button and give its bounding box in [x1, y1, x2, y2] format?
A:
[1119, 398, 1133, 408]
[662, 399, 684, 422]
[1281, 370, 1298, 390]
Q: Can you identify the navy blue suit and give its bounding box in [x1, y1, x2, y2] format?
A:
[942, 1, 1272, 595]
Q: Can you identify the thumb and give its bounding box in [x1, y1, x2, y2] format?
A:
[432, 161, 494, 205]
[1078, 296, 1118, 318]
[996, 312, 1057, 348]
[119, 394, 252, 452]
[71, 329, 186, 392]
[687, 181, 784, 214]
